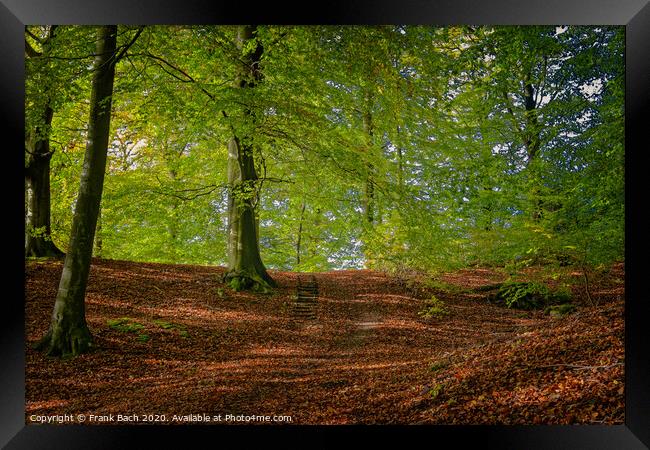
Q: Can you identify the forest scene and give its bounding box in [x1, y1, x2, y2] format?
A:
[25, 25, 625, 425]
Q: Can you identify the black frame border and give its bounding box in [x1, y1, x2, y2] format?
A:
[2, 0, 648, 448]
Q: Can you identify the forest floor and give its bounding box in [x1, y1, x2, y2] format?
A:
[25, 258, 624, 425]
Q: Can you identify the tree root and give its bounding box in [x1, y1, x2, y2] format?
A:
[34, 326, 94, 357]
[223, 269, 276, 292]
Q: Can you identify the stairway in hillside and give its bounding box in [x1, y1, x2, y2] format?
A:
[293, 275, 319, 321]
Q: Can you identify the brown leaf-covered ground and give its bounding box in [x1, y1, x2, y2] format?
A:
[25, 258, 624, 425]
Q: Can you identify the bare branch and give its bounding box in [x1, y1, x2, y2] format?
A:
[149, 183, 226, 201]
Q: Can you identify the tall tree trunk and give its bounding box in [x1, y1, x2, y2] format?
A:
[396, 125, 404, 195]
[36, 25, 118, 357]
[25, 103, 64, 257]
[168, 167, 179, 259]
[523, 77, 543, 221]
[25, 26, 63, 258]
[225, 138, 276, 290]
[362, 104, 375, 225]
[504, 74, 543, 222]
[224, 25, 275, 291]
[482, 186, 494, 231]
[361, 95, 377, 269]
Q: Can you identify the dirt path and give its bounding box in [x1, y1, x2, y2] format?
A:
[24, 259, 625, 425]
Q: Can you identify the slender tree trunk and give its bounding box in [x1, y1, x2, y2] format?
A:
[296, 202, 306, 266]
[523, 78, 543, 221]
[226, 140, 241, 270]
[25, 104, 64, 258]
[168, 167, 179, 259]
[362, 104, 375, 225]
[504, 75, 543, 222]
[25, 26, 63, 258]
[224, 25, 275, 291]
[36, 25, 118, 357]
[482, 186, 494, 231]
[396, 125, 404, 194]
[361, 95, 377, 269]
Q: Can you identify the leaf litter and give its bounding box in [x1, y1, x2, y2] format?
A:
[25, 258, 624, 424]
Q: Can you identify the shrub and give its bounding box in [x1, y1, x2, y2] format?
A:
[418, 295, 449, 319]
[490, 281, 571, 310]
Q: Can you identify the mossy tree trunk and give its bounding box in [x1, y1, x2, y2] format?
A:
[36, 25, 118, 357]
[25, 104, 64, 258]
[224, 25, 275, 291]
[25, 26, 64, 258]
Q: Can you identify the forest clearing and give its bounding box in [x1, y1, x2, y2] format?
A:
[25, 258, 624, 425]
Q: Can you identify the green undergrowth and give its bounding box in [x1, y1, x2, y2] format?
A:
[418, 295, 450, 319]
[153, 319, 189, 337]
[489, 281, 572, 311]
[107, 317, 149, 342]
[107, 317, 189, 341]
[107, 317, 145, 333]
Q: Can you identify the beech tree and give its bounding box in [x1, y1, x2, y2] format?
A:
[36, 25, 623, 281]
[25, 25, 64, 257]
[223, 25, 276, 290]
[36, 25, 120, 356]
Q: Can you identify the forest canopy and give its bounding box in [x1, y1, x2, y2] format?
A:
[25, 25, 624, 273]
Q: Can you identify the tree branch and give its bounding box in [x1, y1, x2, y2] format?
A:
[114, 26, 145, 63]
[128, 51, 217, 102]
[501, 90, 525, 138]
[25, 39, 41, 58]
[25, 27, 44, 44]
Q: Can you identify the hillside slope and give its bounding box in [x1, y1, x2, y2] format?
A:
[25, 258, 624, 424]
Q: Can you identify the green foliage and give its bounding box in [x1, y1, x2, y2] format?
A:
[490, 281, 571, 310]
[41, 25, 623, 273]
[418, 295, 450, 319]
[27, 226, 54, 241]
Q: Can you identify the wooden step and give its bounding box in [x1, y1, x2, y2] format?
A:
[293, 277, 319, 321]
